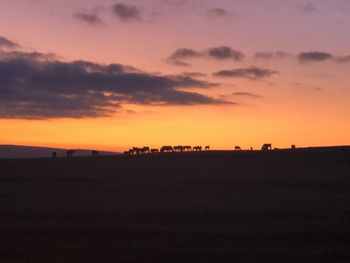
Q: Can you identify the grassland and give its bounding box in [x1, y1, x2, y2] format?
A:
[1, 147, 350, 262]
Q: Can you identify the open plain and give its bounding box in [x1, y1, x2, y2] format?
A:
[1, 147, 350, 262]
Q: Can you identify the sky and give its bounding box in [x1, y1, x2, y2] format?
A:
[0, 0, 350, 151]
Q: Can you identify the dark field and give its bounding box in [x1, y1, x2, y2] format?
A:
[1, 147, 350, 262]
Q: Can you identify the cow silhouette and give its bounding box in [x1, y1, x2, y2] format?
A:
[193, 146, 202, 151]
[261, 144, 272, 151]
[92, 150, 99, 156]
[67, 150, 75, 157]
[205, 146, 210, 151]
[132, 147, 141, 155]
[183, 146, 192, 151]
[160, 146, 174, 153]
[235, 146, 242, 151]
[291, 145, 296, 149]
[173, 146, 183, 152]
[140, 147, 150, 154]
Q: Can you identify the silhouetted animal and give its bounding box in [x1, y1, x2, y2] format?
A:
[132, 147, 141, 155]
[92, 150, 99, 156]
[151, 149, 159, 153]
[261, 144, 272, 151]
[140, 147, 150, 154]
[52, 152, 57, 158]
[174, 146, 184, 152]
[67, 150, 75, 157]
[193, 146, 202, 151]
[183, 146, 192, 151]
[160, 146, 174, 153]
[235, 146, 242, 151]
[205, 146, 210, 151]
[291, 145, 296, 149]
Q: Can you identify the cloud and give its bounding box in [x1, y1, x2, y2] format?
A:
[299, 2, 318, 13]
[336, 56, 350, 63]
[299, 51, 350, 63]
[208, 46, 244, 61]
[233, 92, 262, 98]
[0, 36, 20, 49]
[167, 60, 191, 66]
[298, 52, 334, 62]
[167, 48, 201, 61]
[165, 48, 202, 66]
[207, 8, 231, 17]
[181, 72, 207, 77]
[0, 50, 229, 119]
[254, 51, 290, 59]
[213, 67, 279, 79]
[112, 3, 141, 21]
[74, 12, 104, 25]
[166, 46, 245, 66]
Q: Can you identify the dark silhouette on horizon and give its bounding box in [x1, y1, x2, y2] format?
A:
[140, 147, 150, 154]
[161, 146, 174, 153]
[174, 146, 184, 152]
[92, 150, 100, 156]
[262, 144, 272, 151]
[193, 146, 202, 151]
[67, 150, 75, 157]
[120, 142, 307, 156]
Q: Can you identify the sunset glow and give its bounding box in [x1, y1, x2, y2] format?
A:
[1, 0, 350, 151]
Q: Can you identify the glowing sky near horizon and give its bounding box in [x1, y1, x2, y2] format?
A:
[0, 0, 350, 151]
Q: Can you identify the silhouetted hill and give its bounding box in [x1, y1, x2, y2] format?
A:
[0, 146, 350, 262]
[0, 144, 118, 159]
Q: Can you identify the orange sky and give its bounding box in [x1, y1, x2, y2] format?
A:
[0, 0, 349, 151]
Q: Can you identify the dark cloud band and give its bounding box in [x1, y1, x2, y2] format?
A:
[0, 50, 229, 119]
[213, 67, 279, 79]
[299, 52, 333, 62]
[233, 92, 262, 98]
[166, 46, 245, 66]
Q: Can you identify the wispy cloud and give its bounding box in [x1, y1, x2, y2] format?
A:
[299, 51, 333, 62]
[0, 36, 20, 49]
[208, 46, 244, 61]
[166, 46, 245, 66]
[112, 2, 141, 22]
[254, 51, 291, 59]
[74, 12, 104, 25]
[233, 92, 263, 98]
[207, 8, 232, 17]
[299, 2, 318, 13]
[299, 51, 350, 64]
[167, 48, 201, 60]
[213, 67, 279, 79]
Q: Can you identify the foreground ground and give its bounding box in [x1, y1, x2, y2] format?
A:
[0, 147, 350, 262]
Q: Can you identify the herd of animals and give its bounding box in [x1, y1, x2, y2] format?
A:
[123, 145, 210, 155]
[55, 143, 294, 157]
[123, 144, 278, 155]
